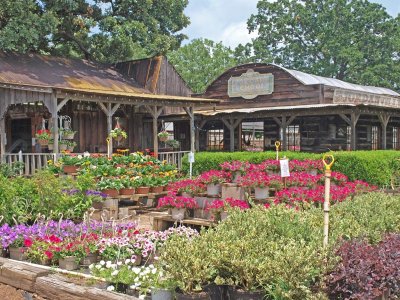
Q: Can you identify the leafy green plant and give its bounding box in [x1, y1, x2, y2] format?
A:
[109, 128, 127, 139]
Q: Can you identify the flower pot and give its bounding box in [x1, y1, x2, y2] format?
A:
[48, 143, 54, 151]
[67, 146, 75, 152]
[38, 139, 48, 146]
[59, 256, 79, 271]
[151, 288, 173, 300]
[92, 201, 103, 210]
[40, 258, 51, 266]
[308, 169, 318, 176]
[171, 208, 186, 221]
[63, 165, 79, 174]
[59, 144, 68, 151]
[181, 192, 192, 198]
[176, 292, 209, 300]
[151, 186, 164, 194]
[9, 247, 27, 261]
[203, 283, 227, 300]
[254, 187, 269, 200]
[159, 136, 168, 142]
[233, 171, 242, 183]
[120, 188, 135, 196]
[136, 186, 150, 194]
[220, 211, 228, 221]
[63, 133, 75, 139]
[163, 185, 168, 191]
[102, 189, 120, 198]
[80, 252, 98, 266]
[227, 287, 265, 300]
[207, 183, 220, 197]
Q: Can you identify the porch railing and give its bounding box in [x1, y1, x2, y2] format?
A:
[1, 152, 55, 176]
[158, 151, 189, 170]
[0, 150, 189, 176]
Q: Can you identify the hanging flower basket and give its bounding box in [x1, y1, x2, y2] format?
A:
[38, 139, 48, 146]
[158, 131, 169, 142]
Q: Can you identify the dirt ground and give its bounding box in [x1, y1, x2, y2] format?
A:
[0, 283, 44, 300]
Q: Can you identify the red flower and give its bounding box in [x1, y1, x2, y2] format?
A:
[24, 238, 33, 247]
[44, 251, 53, 259]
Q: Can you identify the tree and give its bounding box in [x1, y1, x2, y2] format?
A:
[0, 0, 190, 62]
[248, 0, 400, 91]
[168, 38, 238, 93]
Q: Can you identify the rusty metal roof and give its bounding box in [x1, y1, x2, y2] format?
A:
[0, 52, 218, 103]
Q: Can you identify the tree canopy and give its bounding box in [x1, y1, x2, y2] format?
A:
[168, 38, 239, 94]
[248, 0, 400, 91]
[0, 0, 190, 62]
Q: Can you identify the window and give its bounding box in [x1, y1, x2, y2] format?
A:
[393, 127, 399, 150]
[286, 125, 300, 151]
[207, 129, 224, 150]
[241, 122, 264, 151]
[371, 126, 379, 150]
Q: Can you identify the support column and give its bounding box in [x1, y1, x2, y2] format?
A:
[51, 94, 59, 155]
[0, 117, 5, 162]
[273, 116, 296, 151]
[378, 114, 390, 150]
[183, 107, 196, 154]
[350, 112, 360, 151]
[98, 102, 121, 157]
[195, 119, 207, 152]
[221, 117, 243, 152]
[145, 105, 163, 157]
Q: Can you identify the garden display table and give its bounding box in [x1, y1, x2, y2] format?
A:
[152, 215, 214, 231]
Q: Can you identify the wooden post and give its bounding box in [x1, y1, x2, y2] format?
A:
[221, 117, 242, 152]
[378, 114, 390, 150]
[350, 112, 360, 151]
[273, 116, 296, 151]
[51, 94, 59, 156]
[145, 105, 163, 157]
[0, 117, 5, 162]
[98, 103, 121, 157]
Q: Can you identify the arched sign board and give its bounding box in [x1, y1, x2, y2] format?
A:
[228, 69, 274, 99]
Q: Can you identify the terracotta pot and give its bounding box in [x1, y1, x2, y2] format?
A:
[63, 165, 79, 174]
[171, 208, 186, 221]
[227, 287, 265, 300]
[59, 256, 79, 271]
[163, 185, 168, 191]
[120, 188, 135, 196]
[151, 186, 164, 193]
[159, 136, 168, 142]
[175, 292, 209, 300]
[102, 189, 120, 198]
[9, 247, 28, 261]
[136, 186, 150, 194]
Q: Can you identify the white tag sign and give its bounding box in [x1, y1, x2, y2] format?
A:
[188, 152, 195, 163]
[280, 159, 290, 177]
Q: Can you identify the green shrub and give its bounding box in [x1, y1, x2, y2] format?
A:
[182, 150, 400, 186]
[160, 192, 400, 299]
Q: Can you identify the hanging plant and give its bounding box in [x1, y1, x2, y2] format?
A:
[157, 131, 169, 142]
[109, 128, 127, 140]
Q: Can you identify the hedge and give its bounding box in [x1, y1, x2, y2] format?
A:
[182, 150, 400, 187]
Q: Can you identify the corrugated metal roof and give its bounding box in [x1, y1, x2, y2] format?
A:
[195, 104, 355, 116]
[275, 64, 400, 97]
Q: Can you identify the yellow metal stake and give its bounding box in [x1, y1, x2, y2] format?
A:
[322, 154, 334, 248]
[275, 141, 281, 161]
[106, 137, 111, 158]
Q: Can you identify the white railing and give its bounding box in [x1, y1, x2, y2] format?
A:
[1, 152, 55, 176]
[158, 151, 189, 169]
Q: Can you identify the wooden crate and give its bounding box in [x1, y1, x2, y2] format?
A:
[152, 215, 214, 231]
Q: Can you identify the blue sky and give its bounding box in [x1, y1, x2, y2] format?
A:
[183, 0, 400, 48]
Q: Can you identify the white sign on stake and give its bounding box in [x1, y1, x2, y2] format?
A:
[280, 159, 290, 178]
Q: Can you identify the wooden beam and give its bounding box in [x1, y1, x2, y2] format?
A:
[0, 117, 5, 161]
[339, 114, 351, 125]
[51, 93, 59, 155]
[350, 112, 360, 150]
[110, 104, 121, 116]
[221, 117, 243, 152]
[145, 105, 164, 157]
[57, 98, 70, 112]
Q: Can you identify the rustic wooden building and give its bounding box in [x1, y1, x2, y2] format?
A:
[168, 63, 399, 152]
[0, 53, 217, 170]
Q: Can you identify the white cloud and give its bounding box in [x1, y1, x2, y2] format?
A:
[220, 21, 258, 48]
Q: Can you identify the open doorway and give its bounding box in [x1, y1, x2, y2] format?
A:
[10, 118, 32, 153]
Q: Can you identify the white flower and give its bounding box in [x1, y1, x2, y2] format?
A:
[133, 267, 141, 274]
[148, 264, 154, 269]
[100, 260, 105, 266]
[151, 268, 157, 274]
[106, 285, 115, 291]
[117, 261, 122, 266]
[111, 270, 119, 276]
[89, 264, 94, 270]
[95, 264, 102, 269]
[125, 258, 131, 265]
[77, 155, 83, 159]
[83, 151, 90, 157]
